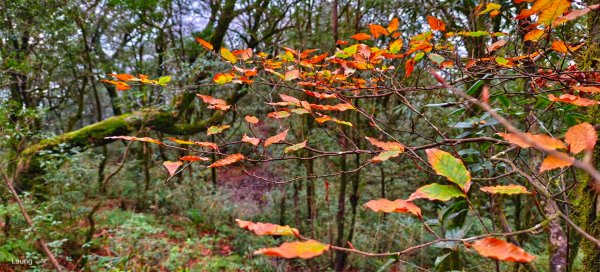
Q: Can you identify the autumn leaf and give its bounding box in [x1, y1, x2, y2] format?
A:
[108, 73, 136, 81]
[405, 58, 415, 78]
[254, 240, 330, 259]
[487, 40, 507, 52]
[195, 141, 219, 151]
[195, 37, 214, 50]
[163, 161, 182, 177]
[179, 156, 210, 162]
[539, 153, 574, 172]
[553, 4, 600, 26]
[524, 29, 545, 42]
[213, 73, 234, 84]
[351, 33, 372, 41]
[565, 122, 597, 154]
[101, 79, 131, 91]
[389, 39, 403, 54]
[207, 153, 245, 168]
[408, 183, 465, 202]
[573, 86, 600, 93]
[197, 94, 230, 110]
[551, 40, 583, 54]
[244, 115, 260, 124]
[167, 137, 195, 145]
[284, 140, 307, 153]
[105, 136, 162, 145]
[471, 237, 536, 263]
[207, 125, 230, 135]
[427, 15, 446, 31]
[264, 129, 288, 147]
[371, 150, 402, 163]
[480, 185, 531, 195]
[478, 3, 501, 16]
[220, 47, 237, 63]
[516, 0, 570, 26]
[236, 219, 299, 236]
[365, 137, 404, 151]
[364, 198, 421, 217]
[304, 90, 336, 99]
[426, 148, 472, 192]
[309, 103, 355, 111]
[548, 94, 600, 106]
[267, 111, 291, 119]
[497, 132, 566, 150]
[284, 70, 300, 81]
[368, 24, 389, 39]
[242, 134, 260, 146]
[387, 18, 399, 33]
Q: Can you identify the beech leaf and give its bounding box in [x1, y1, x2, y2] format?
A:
[426, 148, 472, 192]
[471, 237, 536, 263]
[254, 240, 330, 259]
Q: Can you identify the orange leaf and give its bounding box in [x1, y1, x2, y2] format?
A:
[267, 111, 291, 119]
[497, 132, 566, 150]
[163, 161, 182, 177]
[351, 33, 372, 41]
[472, 237, 536, 263]
[309, 103, 355, 111]
[365, 137, 404, 151]
[364, 199, 421, 217]
[208, 153, 245, 168]
[195, 37, 214, 50]
[427, 15, 446, 31]
[197, 94, 229, 110]
[242, 134, 260, 146]
[540, 153, 574, 172]
[565, 122, 597, 154]
[524, 29, 545, 42]
[254, 240, 329, 259]
[405, 59, 415, 78]
[368, 24, 389, 39]
[179, 156, 210, 162]
[551, 40, 583, 54]
[236, 219, 299, 236]
[264, 129, 288, 147]
[194, 141, 219, 151]
[387, 18, 399, 33]
[244, 115, 259, 124]
[303, 90, 336, 99]
[548, 94, 600, 106]
[108, 73, 136, 81]
[572, 86, 600, 93]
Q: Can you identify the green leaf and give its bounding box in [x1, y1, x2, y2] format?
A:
[428, 53, 445, 65]
[408, 183, 465, 202]
[158, 76, 171, 86]
[425, 148, 472, 192]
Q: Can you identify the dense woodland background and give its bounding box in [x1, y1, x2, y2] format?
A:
[2, 0, 600, 271]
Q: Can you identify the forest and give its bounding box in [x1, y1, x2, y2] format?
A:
[1, 0, 600, 271]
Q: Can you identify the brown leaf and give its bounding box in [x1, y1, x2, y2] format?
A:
[242, 134, 260, 146]
[163, 161, 182, 177]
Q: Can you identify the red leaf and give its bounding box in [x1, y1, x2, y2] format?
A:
[471, 237, 536, 263]
[207, 153, 245, 168]
[264, 129, 288, 147]
[405, 59, 415, 78]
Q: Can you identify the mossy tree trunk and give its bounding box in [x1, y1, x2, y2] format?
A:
[574, 1, 600, 270]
